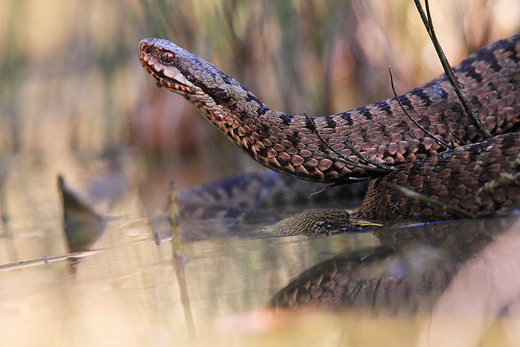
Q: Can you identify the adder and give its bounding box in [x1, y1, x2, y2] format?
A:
[139, 34, 520, 224]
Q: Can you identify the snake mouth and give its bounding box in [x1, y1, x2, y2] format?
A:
[140, 60, 181, 90]
[140, 59, 192, 93]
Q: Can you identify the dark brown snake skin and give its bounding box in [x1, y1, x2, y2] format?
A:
[139, 34, 520, 221]
[360, 133, 520, 221]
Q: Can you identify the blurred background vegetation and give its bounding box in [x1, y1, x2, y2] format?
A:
[1, 0, 520, 346]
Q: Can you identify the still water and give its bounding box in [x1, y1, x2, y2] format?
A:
[1, 165, 520, 347]
[2, 1, 520, 345]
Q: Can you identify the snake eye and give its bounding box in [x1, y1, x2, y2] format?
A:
[161, 51, 174, 64]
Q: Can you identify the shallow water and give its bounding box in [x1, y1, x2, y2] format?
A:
[2, 1, 520, 345]
[1, 162, 520, 347]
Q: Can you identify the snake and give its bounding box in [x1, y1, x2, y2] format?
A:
[139, 34, 520, 222]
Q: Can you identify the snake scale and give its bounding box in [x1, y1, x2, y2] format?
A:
[139, 34, 520, 222]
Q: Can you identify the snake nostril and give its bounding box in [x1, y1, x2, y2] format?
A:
[145, 46, 153, 54]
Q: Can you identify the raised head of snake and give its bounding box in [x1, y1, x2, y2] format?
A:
[139, 36, 520, 185]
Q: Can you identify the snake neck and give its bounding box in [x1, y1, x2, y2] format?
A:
[139, 38, 359, 182]
[139, 35, 520, 183]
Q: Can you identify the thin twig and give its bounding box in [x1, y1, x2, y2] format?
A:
[388, 67, 452, 150]
[414, 0, 491, 140]
[304, 114, 394, 173]
[385, 182, 475, 219]
[0, 250, 98, 271]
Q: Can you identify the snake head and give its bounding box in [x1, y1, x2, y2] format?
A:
[139, 38, 199, 94]
[139, 38, 249, 104]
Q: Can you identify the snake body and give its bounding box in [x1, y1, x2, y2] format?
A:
[139, 35, 520, 221]
[360, 133, 520, 220]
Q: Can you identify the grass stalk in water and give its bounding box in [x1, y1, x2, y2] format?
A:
[168, 181, 196, 339]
